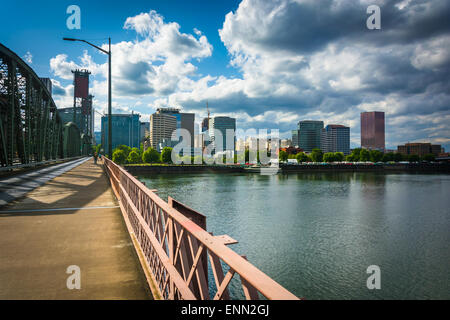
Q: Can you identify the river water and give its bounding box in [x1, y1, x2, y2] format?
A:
[138, 172, 450, 300]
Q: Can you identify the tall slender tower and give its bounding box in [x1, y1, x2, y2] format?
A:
[361, 111, 385, 150]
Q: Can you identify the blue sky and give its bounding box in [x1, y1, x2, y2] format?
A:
[1, 0, 241, 80]
[1, 0, 449, 150]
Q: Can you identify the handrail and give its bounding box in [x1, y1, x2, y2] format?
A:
[104, 157, 299, 300]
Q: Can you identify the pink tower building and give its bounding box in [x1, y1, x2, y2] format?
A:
[361, 112, 385, 150]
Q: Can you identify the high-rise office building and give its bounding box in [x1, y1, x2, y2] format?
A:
[149, 113, 177, 151]
[291, 130, 299, 148]
[140, 122, 150, 143]
[209, 116, 236, 153]
[236, 138, 246, 152]
[156, 108, 195, 148]
[201, 118, 209, 132]
[281, 139, 292, 148]
[298, 120, 324, 152]
[321, 124, 350, 155]
[397, 143, 441, 156]
[361, 111, 385, 150]
[101, 114, 141, 150]
[194, 134, 204, 149]
[94, 132, 101, 145]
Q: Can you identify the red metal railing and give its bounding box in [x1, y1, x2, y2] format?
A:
[104, 157, 299, 300]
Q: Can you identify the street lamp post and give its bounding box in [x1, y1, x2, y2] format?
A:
[63, 37, 112, 158]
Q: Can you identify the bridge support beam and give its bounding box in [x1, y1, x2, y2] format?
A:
[0, 43, 85, 168]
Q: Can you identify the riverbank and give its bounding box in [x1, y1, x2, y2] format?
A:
[124, 164, 244, 175]
[280, 163, 450, 173]
[124, 163, 450, 175]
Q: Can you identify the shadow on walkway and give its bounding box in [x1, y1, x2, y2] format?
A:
[0, 159, 152, 300]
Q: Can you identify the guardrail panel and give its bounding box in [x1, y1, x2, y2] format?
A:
[104, 157, 299, 300]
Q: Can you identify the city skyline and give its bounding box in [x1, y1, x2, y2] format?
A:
[1, 1, 449, 305]
[1, 0, 449, 151]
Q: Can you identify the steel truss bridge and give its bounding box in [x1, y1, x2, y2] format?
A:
[0, 43, 91, 168]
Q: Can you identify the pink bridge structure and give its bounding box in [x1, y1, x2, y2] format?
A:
[104, 157, 299, 300]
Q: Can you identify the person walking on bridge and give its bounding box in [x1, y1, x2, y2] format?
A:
[94, 152, 98, 165]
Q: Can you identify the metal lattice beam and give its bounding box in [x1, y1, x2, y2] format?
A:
[0, 42, 89, 168]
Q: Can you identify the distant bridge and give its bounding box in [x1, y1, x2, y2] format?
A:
[0, 43, 90, 169]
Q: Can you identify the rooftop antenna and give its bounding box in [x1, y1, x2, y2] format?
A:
[206, 100, 210, 121]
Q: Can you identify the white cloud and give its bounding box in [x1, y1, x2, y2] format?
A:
[49, 2, 450, 150]
[411, 35, 450, 71]
[51, 10, 212, 99]
[23, 51, 33, 64]
[50, 54, 78, 80]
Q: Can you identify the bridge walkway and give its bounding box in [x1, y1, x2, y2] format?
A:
[0, 158, 152, 299]
[0, 158, 90, 207]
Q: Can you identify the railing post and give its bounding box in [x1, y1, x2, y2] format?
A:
[168, 217, 174, 299]
[103, 157, 299, 301]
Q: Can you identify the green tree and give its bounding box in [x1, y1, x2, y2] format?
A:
[127, 150, 141, 164]
[182, 155, 192, 164]
[161, 147, 173, 163]
[142, 148, 161, 163]
[296, 152, 309, 163]
[382, 152, 394, 162]
[393, 153, 404, 162]
[94, 144, 102, 154]
[131, 147, 140, 156]
[351, 148, 362, 161]
[310, 148, 323, 162]
[370, 150, 383, 162]
[323, 152, 336, 163]
[193, 155, 204, 164]
[408, 154, 420, 162]
[244, 149, 263, 163]
[236, 152, 245, 164]
[422, 154, 435, 162]
[113, 145, 131, 158]
[359, 149, 370, 161]
[279, 150, 288, 162]
[334, 152, 345, 162]
[112, 149, 127, 164]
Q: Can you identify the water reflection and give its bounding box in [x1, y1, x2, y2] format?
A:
[138, 172, 450, 299]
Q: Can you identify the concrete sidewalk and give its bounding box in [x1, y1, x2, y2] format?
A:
[0, 157, 91, 207]
[0, 158, 152, 299]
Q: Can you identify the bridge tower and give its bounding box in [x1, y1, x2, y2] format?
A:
[72, 69, 92, 155]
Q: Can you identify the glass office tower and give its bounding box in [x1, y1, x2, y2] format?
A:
[321, 124, 350, 155]
[298, 120, 324, 152]
[101, 114, 140, 150]
[209, 116, 236, 153]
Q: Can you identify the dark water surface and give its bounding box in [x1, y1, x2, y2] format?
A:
[138, 172, 450, 299]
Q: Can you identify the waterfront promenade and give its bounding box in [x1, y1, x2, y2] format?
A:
[0, 159, 151, 299]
